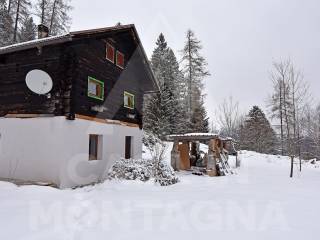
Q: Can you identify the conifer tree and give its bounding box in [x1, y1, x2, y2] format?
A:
[11, 0, 32, 43]
[241, 106, 277, 154]
[167, 48, 187, 104]
[48, 0, 72, 35]
[164, 48, 189, 134]
[150, 33, 167, 85]
[180, 29, 210, 132]
[7, 0, 15, 14]
[0, 0, 14, 46]
[19, 15, 36, 42]
[36, 0, 51, 26]
[144, 33, 188, 137]
[191, 98, 210, 133]
[143, 83, 173, 139]
[36, 0, 72, 35]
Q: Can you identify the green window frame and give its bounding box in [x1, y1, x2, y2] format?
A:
[124, 91, 135, 109]
[87, 76, 104, 101]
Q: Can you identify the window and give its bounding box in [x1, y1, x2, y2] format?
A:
[116, 50, 125, 68]
[106, 43, 115, 63]
[88, 76, 104, 101]
[89, 134, 102, 161]
[124, 91, 135, 109]
[106, 43, 124, 68]
[125, 136, 132, 159]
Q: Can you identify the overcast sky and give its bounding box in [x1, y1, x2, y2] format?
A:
[71, 0, 320, 120]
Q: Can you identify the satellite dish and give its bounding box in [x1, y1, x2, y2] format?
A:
[25, 69, 53, 95]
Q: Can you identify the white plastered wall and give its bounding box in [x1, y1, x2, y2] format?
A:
[0, 117, 142, 188]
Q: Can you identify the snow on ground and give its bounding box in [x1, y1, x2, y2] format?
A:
[0, 151, 320, 240]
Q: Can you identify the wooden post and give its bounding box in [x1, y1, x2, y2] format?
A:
[171, 141, 180, 171]
[290, 156, 294, 178]
[207, 139, 217, 176]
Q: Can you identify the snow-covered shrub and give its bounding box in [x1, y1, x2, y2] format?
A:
[108, 158, 153, 181]
[108, 157, 179, 185]
[154, 161, 179, 186]
[108, 132, 179, 185]
[144, 132, 179, 186]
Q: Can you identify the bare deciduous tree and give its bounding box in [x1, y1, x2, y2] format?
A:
[216, 96, 240, 138]
[299, 103, 320, 160]
[269, 59, 311, 157]
[288, 65, 312, 157]
[269, 60, 291, 155]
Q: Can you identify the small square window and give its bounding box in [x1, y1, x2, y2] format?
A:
[89, 134, 102, 161]
[116, 51, 125, 69]
[88, 76, 104, 101]
[124, 91, 134, 109]
[106, 43, 115, 63]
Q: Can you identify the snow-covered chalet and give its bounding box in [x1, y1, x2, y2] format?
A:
[0, 24, 158, 188]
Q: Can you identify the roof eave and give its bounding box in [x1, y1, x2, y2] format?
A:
[0, 35, 72, 55]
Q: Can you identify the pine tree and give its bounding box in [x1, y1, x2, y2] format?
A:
[19, 15, 35, 42]
[167, 48, 187, 104]
[150, 33, 167, 85]
[35, 0, 72, 36]
[191, 101, 210, 133]
[7, 0, 17, 20]
[48, 0, 72, 35]
[180, 29, 210, 132]
[144, 33, 188, 137]
[36, 0, 51, 26]
[11, 0, 32, 43]
[164, 48, 189, 134]
[0, 0, 14, 46]
[7, 0, 15, 14]
[143, 83, 173, 139]
[241, 106, 277, 154]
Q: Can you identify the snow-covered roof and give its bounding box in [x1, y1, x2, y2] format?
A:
[0, 34, 72, 54]
[166, 133, 235, 142]
[221, 137, 234, 141]
[167, 133, 220, 141]
[171, 132, 219, 137]
[0, 24, 138, 55]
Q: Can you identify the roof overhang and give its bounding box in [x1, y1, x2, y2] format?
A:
[0, 35, 72, 55]
[167, 133, 219, 141]
[166, 133, 234, 142]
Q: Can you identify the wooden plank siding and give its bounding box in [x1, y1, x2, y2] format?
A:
[0, 28, 154, 129]
[0, 44, 73, 117]
[70, 31, 148, 128]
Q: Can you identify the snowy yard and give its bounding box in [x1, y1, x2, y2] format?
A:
[0, 151, 319, 240]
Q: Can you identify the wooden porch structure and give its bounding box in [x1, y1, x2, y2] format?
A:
[167, 133, 235, 176]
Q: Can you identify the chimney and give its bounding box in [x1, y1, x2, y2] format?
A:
[38, 24, 49, 39]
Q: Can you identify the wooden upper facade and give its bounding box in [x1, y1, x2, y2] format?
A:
[0, 24, 158, 128]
